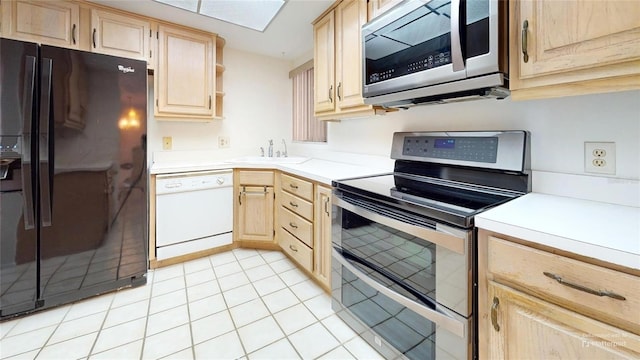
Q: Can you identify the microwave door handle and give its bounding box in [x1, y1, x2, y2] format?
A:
[332, 247, 466, 338]
[450, 0, 464, 72]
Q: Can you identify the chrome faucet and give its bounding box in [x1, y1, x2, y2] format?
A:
[268, 139, 273, 157]
[281, 139, 288, 157]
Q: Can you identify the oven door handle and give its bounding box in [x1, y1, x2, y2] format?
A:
[333, 248, 466, 338]
[333, 196, 467, 255]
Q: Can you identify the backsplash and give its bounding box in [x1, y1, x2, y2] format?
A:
[290, 90, 640, 206]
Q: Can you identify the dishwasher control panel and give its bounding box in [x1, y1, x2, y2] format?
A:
[156, 170, 233, 194]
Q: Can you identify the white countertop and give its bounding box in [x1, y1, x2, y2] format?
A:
[149, 158, 391, 185]
[476, 193, 640, 270]
[151, 156, 640, 270]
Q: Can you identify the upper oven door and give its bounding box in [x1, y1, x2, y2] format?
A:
[362, 0, 498, 98]
[332, 191, 473, 317]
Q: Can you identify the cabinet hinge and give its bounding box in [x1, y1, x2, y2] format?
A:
[157, 31, 159, 39]
[156, 99, 158, 107]
[273, 229, 276, 237]
[149, 29, 152, 37]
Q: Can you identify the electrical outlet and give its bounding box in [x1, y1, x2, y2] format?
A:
[162, 136, 172, 150]
[584, 142, 615, 175]
[218, 136, 230, 148]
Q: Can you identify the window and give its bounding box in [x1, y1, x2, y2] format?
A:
[291, 61, 326, 142]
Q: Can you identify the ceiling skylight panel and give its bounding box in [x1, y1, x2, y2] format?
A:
[153, 0, 286, 32]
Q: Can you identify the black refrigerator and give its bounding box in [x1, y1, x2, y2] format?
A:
[0, 38, 148, 319]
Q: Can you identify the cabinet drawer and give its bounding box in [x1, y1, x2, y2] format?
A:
[238, 171, 273, 186]
[280, 190, 313, 221]
[488, 236, 640, 334]
[279, 207, 313, 248]
[279, 228, 313, 273]
[281, 173, 313, 201]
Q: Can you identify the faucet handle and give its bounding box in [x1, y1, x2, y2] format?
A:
[260, 147, 264, 157]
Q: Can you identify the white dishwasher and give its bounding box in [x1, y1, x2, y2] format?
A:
[155, 170, 233, 260]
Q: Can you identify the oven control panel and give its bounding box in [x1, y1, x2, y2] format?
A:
[402, 136, 498, 163]
[391, 131, 529, 172]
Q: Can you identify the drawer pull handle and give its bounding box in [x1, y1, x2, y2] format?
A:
[289, 245, 298, 252]
[289, 183, 299, 190]
[491, 297, 500, 332]
[543, 272, 626, 301]
[289, 201, 298, 208]
[289, 222, 298, 229]
[72, 24, 77, 45]
[522, 20, 529, 63]
[324, 197, 330, 216]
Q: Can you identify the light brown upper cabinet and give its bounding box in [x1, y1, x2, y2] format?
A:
[510, 0, 640, 100]
[313, 0, 380, 121]
[155, 24, 216, 119]
[214, 37, 225, 119]
[314, 11, 335, 114]
[367, 0, 402, 20]
[1, 0, 80, 49]
[90, 9, 152, 66]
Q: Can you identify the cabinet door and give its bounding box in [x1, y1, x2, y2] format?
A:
[510, 0, 640, 98]
[313, 185, 332, 290]
[238, 186, 274, 242]
[335, 0, 368, 111]
[488, 281, 640, 359]
[313, 10, 335, 114]
[368, 0, 402, 21]
[1, 0, 79, 49]
[156, 25, 215, 118]
[90, 9, 151, 63]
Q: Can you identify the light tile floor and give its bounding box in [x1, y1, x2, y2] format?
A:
[0, 249, 384, 360]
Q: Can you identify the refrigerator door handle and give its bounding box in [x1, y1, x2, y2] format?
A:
[21, 55, 37, 229]
[39, 58, 53, 227]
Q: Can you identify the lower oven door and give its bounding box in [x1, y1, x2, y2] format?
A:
[332, 195, 473, 360]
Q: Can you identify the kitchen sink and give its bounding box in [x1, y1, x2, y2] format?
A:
[227, 156, 310, 164]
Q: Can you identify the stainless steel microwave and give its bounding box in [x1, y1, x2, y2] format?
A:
[362, 0, 508, 107]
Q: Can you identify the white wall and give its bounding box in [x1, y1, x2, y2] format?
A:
[289, 89, 640, 206]
[291, 90, 640, 179]
[147, 48, 293, 162]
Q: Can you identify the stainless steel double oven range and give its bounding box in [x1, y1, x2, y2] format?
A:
[331, 131, 530, 359]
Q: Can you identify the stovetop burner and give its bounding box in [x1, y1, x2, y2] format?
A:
[333, 131, 531, 229]
[335, 172, 520, 228]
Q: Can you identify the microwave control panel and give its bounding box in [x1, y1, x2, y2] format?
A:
[367, 49, 452, 84]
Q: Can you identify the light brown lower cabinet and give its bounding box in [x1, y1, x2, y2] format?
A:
[488, 281, 640, 359]
[313, 185, 332, 290]
[479, 232, 640, 359]
[235, 171, 275, 244]
[275, 172, 333, 291]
